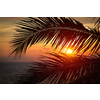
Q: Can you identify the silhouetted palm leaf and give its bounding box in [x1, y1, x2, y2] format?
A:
[90, 17, 100, 28]
[10, 17, 100, 57]
[20, 52, 100, 84]
[17, 52, 99, 84]
[10, 17, 100, 84]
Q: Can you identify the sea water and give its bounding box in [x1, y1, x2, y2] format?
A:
[0, 62, 30, 84]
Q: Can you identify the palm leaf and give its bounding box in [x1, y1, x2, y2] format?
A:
[89, 17, 100, 28]
[10, 17, 100, 57]
[17, 52, 100, 84]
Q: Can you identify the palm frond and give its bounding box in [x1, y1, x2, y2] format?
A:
[89, 17, 100, 28]
[10, 17, 100, 57]
[20, 52, 100, 84]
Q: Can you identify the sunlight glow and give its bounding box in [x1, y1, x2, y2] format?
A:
[66, 49, 73, 54]
[61, 48, 73, 54]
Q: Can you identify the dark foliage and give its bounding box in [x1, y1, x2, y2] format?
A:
[10, 17, 100, 57]
[11, 17, 100, 84]
[16, 53, 100, 84]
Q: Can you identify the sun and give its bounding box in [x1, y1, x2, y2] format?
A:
[61, 48, 73, 54]
[66, 49, 73, 54]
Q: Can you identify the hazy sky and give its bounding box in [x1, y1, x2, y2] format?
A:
[0, 17, 96, 62]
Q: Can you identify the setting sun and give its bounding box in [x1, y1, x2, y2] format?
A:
[66, 49, 73, 54]
[61, 48, 73, 54]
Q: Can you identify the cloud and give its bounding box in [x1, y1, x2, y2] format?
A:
[39, 50, 43, 53]
[0, 55, 39, 62]
[43, 47, 50, 50]
[3, 41, 12, 43]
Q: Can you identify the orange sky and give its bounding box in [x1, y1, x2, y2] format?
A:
[0, 17, 96, 62]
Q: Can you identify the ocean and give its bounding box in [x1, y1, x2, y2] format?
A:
[0, 62, 31, 84]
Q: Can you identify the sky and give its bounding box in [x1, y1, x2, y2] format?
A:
[0, 17, 96, 62]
